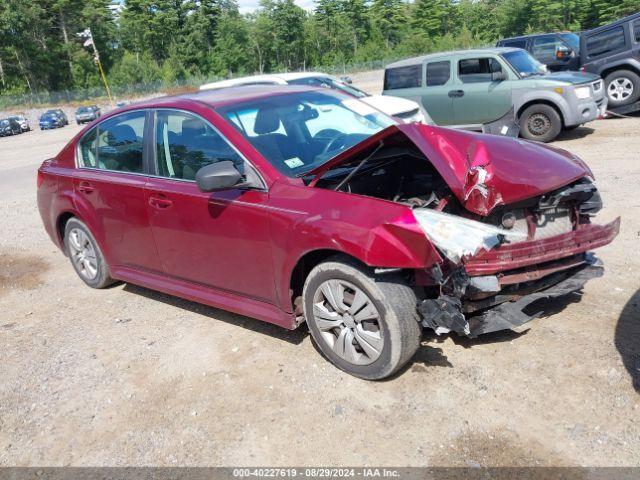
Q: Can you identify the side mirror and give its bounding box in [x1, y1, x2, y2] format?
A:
[492, 70, 507, 82]
[196, 161, 243, 192]
[556, 47, 572, 60]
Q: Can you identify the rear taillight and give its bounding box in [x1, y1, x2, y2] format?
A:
[37, 169, 44, 188]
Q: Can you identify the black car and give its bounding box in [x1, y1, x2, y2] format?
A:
[0, 118, 22, 136]
[497, 12, 640, 108]
[496, 32, 582, 72]
[43, 109, 69, 126]
[75, 105, 101, 124]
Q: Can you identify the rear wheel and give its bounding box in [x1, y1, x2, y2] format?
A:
[519, 104, 562, 143]
[302, 256, 421, 380]
[605, 70, 640, 107]
[64, 218, 115, 289]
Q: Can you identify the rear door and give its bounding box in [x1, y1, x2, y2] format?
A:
[451, 54, 513, 126]
[144, 108, 277, 304]
[421, 60, 455, 124]
[74, 110, 162, 272]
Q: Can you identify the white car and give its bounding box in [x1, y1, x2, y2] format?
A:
[199, 72, 429, 124]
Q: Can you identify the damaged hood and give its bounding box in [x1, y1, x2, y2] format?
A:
[308, 123, 592, 216]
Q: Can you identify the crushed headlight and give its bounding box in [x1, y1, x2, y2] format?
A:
[574, 86, 592, 99]
[412, 208, 527, 263]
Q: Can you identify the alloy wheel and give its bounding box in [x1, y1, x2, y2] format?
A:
[312, 279, 383, 365]
[608, 77, 634, 102]
[67, 228, 99, 280]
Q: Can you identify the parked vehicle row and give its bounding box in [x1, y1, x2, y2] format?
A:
[38, 85, 619, 379]
[497, 11, 640, 109]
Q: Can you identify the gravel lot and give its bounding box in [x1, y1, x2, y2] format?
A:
[0, 85, 639, 466]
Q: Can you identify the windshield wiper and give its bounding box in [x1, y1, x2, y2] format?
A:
[333, 141, 384, 192]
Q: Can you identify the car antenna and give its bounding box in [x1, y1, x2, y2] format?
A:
[333, 141, 384, 192]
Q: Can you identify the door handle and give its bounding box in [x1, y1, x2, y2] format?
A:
[78, 181, 94, 194]
[448, 89, 465, 98]
[149, 195, 173, 209]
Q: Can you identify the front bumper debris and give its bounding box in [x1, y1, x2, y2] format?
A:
[418, 258, 604, 338]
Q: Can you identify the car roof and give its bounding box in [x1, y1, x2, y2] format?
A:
[498, 32, 575, 42]
[129, 84, 325, 110]
[585, 11, 640, 35]
[386, 47, 521, 68]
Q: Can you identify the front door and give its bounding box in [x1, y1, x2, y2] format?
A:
[74, 109, 162, 272]
[452, 56, 513, 126]
[144, 109, 277, 304]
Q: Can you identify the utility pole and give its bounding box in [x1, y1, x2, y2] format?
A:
[77, 28, 114, 106]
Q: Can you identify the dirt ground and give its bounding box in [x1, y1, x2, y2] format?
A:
[0, 80, 639, 467]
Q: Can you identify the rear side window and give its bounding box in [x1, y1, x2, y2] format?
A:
[426, 61, 450, 86]
[586, 26, 626, 58]
[634, 20, 640, 42]
[458, 58, 503, 83]
[155, 110, 244, 180]
[384, 65, 422, 90]
[78, 111, 145, 172]
[501, 39, 527, 49]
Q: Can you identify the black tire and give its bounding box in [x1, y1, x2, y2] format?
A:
[302, 256, 421, 380]
[64, 218, 115, 289]
[605, 69, 640, 107]
[519, 104, 562, 143]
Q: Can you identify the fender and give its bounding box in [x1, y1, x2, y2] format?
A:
[513, 89, 570, 123]
[592, 58, 640, 77]
[266, 180, 442, 311]
[51, 171, 117, 266]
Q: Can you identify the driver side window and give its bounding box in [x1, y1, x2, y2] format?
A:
[458, 58, 503, 84]
[154, 110, 244, 180]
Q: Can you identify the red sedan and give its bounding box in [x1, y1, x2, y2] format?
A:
[37, 86, 619, 379]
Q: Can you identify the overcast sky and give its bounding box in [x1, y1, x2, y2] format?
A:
[237, 0, 315, 13]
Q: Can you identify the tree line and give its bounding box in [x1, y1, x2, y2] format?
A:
[1, 0, 639, 96]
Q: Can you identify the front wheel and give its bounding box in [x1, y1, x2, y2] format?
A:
[302, 256, 421, 380]
[519, 104, 562, 143]
[605, 70, 640, 107]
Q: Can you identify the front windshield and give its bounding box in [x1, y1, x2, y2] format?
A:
[77, 107, 91, 113]
[288, 76, 368, 98]
[217, 90, 395, 177]
[560, 33, 580, 51]
[502, 50, 547, 77]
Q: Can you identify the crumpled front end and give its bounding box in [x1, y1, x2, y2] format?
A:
[412, 178, 620, 337]
[307, 122, 619, 337]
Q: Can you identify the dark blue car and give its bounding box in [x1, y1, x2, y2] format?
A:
[39, 113, 64, 130]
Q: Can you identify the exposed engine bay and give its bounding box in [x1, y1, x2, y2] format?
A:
[313, 145, 452, 210]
